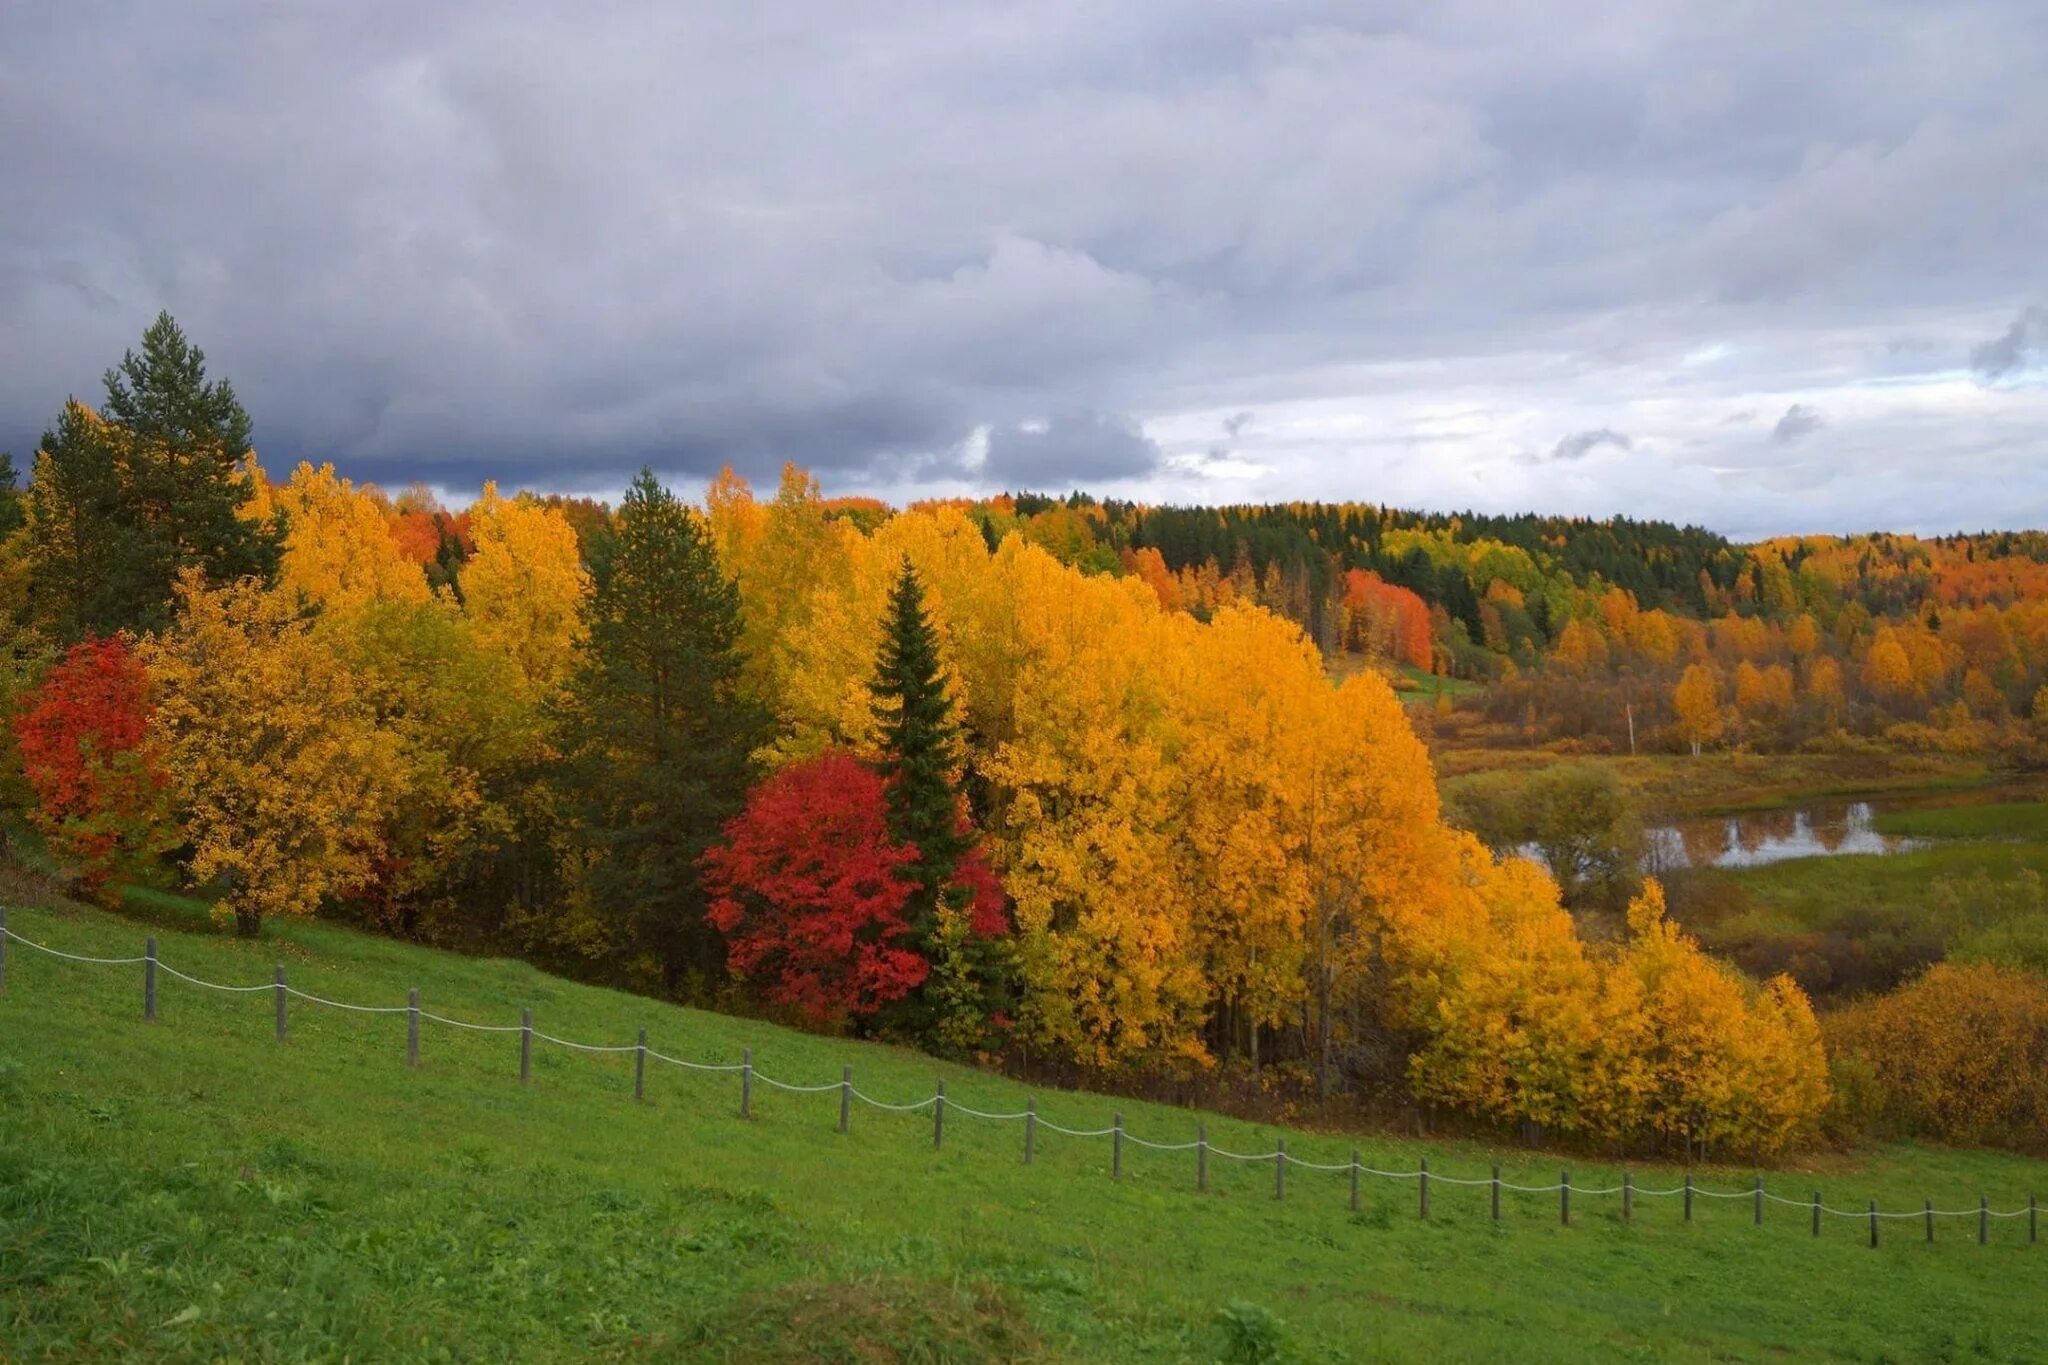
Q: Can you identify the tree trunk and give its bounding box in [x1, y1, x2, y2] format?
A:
[235, 909, 262, 938]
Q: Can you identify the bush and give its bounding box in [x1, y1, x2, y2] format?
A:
[1826, 961, 2048, 1151]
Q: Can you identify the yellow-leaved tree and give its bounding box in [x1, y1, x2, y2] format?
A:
[985, 545, 1209, 1068]
[461, 483, 589, 704]
[272, 462, 430, 615]
[143, 573, 402, 936]
[1604, 880, 1829, 1157]
[1672, 663, 1723, 755]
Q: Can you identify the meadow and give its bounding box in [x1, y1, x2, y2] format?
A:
[1676, 789, 2048, 997]
[3, 893, 2044, 1363]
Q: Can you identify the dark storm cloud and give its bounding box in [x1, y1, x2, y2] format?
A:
[1971, 306, 2048, 380]
[0, 1, 2043, 529]
[1772, 404, 1825, 444]
[981, 411, 1163, 487]
[1549, 428, 1632, 461]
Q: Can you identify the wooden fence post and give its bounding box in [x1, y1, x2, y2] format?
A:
[740, 1047, 752, 1118]
[933, 1079, 945, 1149]
[1561, 1171, 1570, 1226]
[1981, 1197, 1989, 1246]
[839, 1065, 852, 1134]
[520, 1009, 532, 1085]
[1684, 1171, 1693, 1223]
[1812, 1191, 1821, 1237]
[2032, 1194, 2038, 1244]
[1418, 1157, 1429, 1220]
[144, 936, 157, 1021]
[1274, 1138, 1286, 1200]
[1870, 1200, 1879, 1249]
[1926, 1199, 1934, 1244]
[1623, 1170, 1633, 1223]
[1350, 1149, 1361, 1213]
[1112, 1112, 1123, 1180]
[1754, 1174, 1764, 1227]
[1197, 1123, 1208, 1192]
[1491, 1165, 1501, 1222]
[406, 988, 420, 1067]
[0, 904, 8, 992]
[1023, 1097, 1035, 1164]
[274, 965, 286, 1043]
[635, 1029, 647, 1103]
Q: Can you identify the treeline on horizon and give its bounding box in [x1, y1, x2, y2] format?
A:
[925, 492, 2048, 764]
[3, 315, 2043, 1158]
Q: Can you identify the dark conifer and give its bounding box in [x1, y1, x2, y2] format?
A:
[868, 555, 969, 937]
[556, 468, 766, 993]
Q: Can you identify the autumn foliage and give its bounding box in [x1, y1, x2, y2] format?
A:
[13, 636, 171, 900]
[701, 752, 1004, 1027]
[1340, 569, 1432, 668]
[1827, 962, 2048, 1151]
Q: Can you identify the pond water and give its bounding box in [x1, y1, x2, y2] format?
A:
[1643, 801, 1919, 871]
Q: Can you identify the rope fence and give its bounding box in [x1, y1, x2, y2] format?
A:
[1, 912, 2039, 1249]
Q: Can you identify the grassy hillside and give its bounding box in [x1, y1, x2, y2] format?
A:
[3, 897, 2045, 1362]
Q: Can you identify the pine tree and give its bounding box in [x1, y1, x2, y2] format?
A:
[0, 451, 23, 537]
[24, 313, 281, 638]
[867, 555, 1011, 1047]
[556, 468, 765, 993]
[868, 555, 969, 934]
[23, 403, 136, 638]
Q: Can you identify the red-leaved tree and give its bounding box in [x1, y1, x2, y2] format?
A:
[701, 752, 932, 1025]
[14, 636, 174, 901]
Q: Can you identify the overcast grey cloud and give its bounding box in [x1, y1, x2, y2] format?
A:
[1550, 429, 1632, 462]
[981, 411, 1163, 486]
[1772, 404, 1826, 444]
[1, 1, 2044, 535]
[1972, 306, 2048, 380]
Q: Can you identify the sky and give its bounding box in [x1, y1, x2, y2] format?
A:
[2, 2, 2044, 542]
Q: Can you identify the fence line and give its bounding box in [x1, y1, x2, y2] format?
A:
[1, 918, 2039, 1244]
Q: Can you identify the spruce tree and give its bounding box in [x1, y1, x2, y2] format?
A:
[23, 403, 136, 638]
[868, 555, 969, 936]
[24, 313, 281, 637]
[104, 312, 282, 599]
[556, 468, 766, 993]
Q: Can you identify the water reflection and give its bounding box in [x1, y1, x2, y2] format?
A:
[1644, 802, 1920, 872]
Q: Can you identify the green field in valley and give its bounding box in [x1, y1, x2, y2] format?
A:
[2, 897, 2045, 1362]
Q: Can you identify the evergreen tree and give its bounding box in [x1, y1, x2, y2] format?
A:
[22, 403, 134, 638]
[556, 468, 765, 993]
[0, 451, 23, 538]
[866, 556, 1012, 1048]
[868, 555, 969, 935]
[23, 313, 281, 637]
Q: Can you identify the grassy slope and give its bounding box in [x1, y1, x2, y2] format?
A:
[3, 901, 2046, 1363]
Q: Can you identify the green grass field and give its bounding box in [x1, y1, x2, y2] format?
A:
[1874, 801, 2048, 842]
[3, 898, 2046, 1362]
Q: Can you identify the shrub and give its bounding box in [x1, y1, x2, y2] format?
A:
[1826, 961, 2048, 1151]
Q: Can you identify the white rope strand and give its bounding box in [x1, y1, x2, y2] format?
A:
[753, 1073, 845, 1094]
[419, 1011, 526, 1033]
[646, 1049, 746, 1073]
[283, 987, 412, 1014]
[948, 1101, 1034, 1120]
[1036, 1119, 1117, 1138]
[851, 1088, 937, 1112]
[153, 961, 274, 992]
[532, 1031, 640, 1054]
[0, 925, 147, 965]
